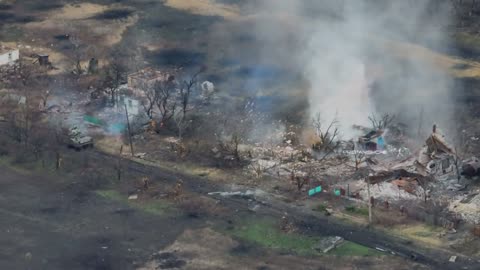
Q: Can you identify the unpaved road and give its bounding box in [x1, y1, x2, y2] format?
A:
[90, 150, 479, 270]
[1, 149, 479, 270]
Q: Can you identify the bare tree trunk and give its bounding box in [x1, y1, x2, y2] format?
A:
[116, 145, 123, 181]
[124, 103, 134, 157]
[55, 151, 61, 170]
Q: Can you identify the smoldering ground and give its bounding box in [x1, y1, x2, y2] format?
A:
[211, 0, 456, 139]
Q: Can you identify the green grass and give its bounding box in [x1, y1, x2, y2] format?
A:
[345, 206, 369, 216]
[96, 190, 124, 201]
[413, 230, 435, 238]
[229, 219, 320, 256]
[95, 189, 173, 216]
[141, 200, 172, 215]
[227, 218, 381, 257]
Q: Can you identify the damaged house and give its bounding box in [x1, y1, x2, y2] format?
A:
[127, 67, 175, 96]
[358, 129, 385, 151]
[417, 125, 456, 178]
[0, 46, 19, 66]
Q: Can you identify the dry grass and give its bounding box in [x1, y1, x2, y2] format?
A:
[383, 39, 480, 78]
[164, 0, 240, 19]
[95, 136, 239, 184]
[48, 3, 106, 20]
[137, 227, 428, 270]
[25, 3, 139, 46]
[389, 223, 445, 248]
[20, 2, 138, 73]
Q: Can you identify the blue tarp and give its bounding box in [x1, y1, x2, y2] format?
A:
[377, 136, 385, 150]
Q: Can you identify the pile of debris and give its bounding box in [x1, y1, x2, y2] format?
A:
[358, 129, 385, 151]
[314, 236, 344, 253]
[416, 125, 456, 178]
[348, 125, 461, 203]
[449, 192, 480, 224]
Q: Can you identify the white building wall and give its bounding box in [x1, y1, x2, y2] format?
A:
[0, 49, 19, 66]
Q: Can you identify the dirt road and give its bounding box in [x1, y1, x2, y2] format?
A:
[0, 149, 478, 269]
[90, 150, 479, 270]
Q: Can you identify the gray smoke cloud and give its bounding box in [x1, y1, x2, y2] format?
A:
[241, 0, 454, 139]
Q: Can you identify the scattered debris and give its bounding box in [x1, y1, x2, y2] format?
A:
[135, 152, 147, 159]
[358, 129, 385, 151]
[128, 67, 175, 96]
[314, 236, 344, 253]
[208, 190, 258, 198]
[128, 194, 138, 200]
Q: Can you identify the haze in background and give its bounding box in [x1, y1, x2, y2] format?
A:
[244, 0, 454, 138]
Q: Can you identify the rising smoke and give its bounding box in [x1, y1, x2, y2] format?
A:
[244, 0, 454, 139]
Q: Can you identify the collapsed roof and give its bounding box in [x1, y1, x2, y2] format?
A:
[425, 131, 455, 156]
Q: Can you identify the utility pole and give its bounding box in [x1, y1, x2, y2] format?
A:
[124, 103, 134, 157]
[367, 173, 372, 224]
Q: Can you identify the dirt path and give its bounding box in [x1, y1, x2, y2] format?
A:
[1, 149, 477, 269]
[90, 150, 479, 270]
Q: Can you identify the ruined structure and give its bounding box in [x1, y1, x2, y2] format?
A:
[127, 67, 175, 96]
[0, 46, 19, 66]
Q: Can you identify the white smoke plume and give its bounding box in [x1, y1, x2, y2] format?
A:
[243, 0, 454, 138]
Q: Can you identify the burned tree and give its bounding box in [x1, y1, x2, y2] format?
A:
[102, 60, 126, 105]
[178, 68, 203, 121]
[65, 28, 90, 76]
[154, 78, 177, 127]
[5, 62, 45, 148]
[368, 113, 395, 130]
[214, 99, 259, 164]
[290, 163, 310, 192]
[50, 124, 69, 170]
[139, 81, 156, 120]
[352, 151, 366, 171]
[174, 110, 191, 140]
[311, 112, 340, 161]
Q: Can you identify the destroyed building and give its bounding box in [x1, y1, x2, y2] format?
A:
[0, 46, 19, 66]
[417, 125, 456, 178]
[127, 67, 175, 96]
[358, 129, 385, 151]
